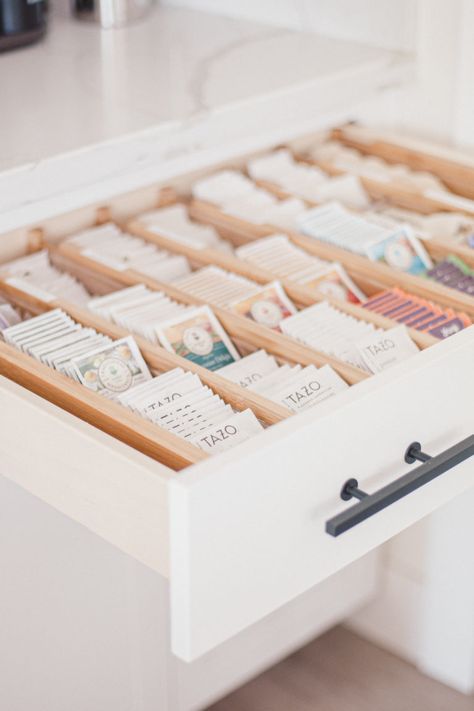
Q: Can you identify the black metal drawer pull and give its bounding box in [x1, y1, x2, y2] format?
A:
[326, 435, 474, 537]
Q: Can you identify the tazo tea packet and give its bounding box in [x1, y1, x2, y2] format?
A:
[155, 305, 240, 371]
[70, 335, 151, 399]
[217, 349, 279, 388]
[355, 325, 419, 373]
[229, 281, 297, 330]
[191, 409, 263, 455]
[0, 300, 22, 330]
[255, 364, 348, 412]
[120, 371, 203, 416]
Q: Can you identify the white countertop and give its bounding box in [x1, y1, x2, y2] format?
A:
[0, 5, 412, 231]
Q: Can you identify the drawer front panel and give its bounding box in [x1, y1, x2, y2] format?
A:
[169, 328, 474, 660]
[0, 376, 172, 574]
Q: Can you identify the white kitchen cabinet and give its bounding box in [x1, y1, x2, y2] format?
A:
[1, 4, 474, 710]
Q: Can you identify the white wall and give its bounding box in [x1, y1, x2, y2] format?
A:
[161, 0, 417, 51]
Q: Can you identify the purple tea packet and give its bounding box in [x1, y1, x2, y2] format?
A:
[428, 318, 465, 339]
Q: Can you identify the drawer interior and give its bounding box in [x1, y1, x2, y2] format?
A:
[0, 124, 473, 661]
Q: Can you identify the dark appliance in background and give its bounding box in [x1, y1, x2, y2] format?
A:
[0, 0, 48, 51]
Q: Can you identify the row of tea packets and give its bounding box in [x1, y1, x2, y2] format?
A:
[0, 308, 263, 456]
[0, 304, 354, 457]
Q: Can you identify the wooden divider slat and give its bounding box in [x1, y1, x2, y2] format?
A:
[159, 210, 436, 350]
[0, 339, 204, 471]
[189, 193, 474, 321]
[332, 125, 474, 201]
[51, 242, 368, 384]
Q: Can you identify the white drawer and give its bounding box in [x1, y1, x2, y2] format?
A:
[2, 325, 473, 661]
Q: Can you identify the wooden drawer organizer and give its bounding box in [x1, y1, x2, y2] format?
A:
[0, 126, 473, 662]
[1, 137, 473, 469]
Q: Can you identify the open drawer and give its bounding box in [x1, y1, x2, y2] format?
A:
[1, 324, 473, 661]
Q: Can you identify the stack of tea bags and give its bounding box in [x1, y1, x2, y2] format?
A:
[1, 250, 91, 304]
[218, 349, 348, 412]
[119, 367, 263, 454]
[137, 204, 233, 252]
[247, 149, 370, 209]
[235, 234, 366, 303]
[64, 223, 191, 282]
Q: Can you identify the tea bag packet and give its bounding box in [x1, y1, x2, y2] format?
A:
[248, 364, 301, 395]
[248, 149, 370, 209]
[0, 299, 22, 330]
[280, 301, 379, 370]
[297, 202, 432, 275]
[192, 170, 256, 205]
[88, 284, 150, 319]
[217, 349, 280, 388]
[121, 368, 264, 454]
[174, 266, 260, 308]
[2, 309, 78, 353]
[155, 305, 241, 371]
[64, 223, 191, 282]
[250, 363, 348, 412]
[1, 250, 91, 304]
[312, 174, 370, 210]
[228, 281, 297, 330]
[355, 325, 419, 374]
[137, 205, 231, 252]
[191, 409, 263, 455]
[309, 140, 447, 192]
[69, 335, 152, 399]
[236, 234, 329, 279]
[248, 149, 328, 199]
[262, 197, 308, 231]
[49, 334, 113, 375]
[192, 169, 286, 223]
[118, 369, 202, 416]
[235, 235, 366, 303]
[192, 168, 311, 230]
[1, 308, 116, 378]
[88, 285, 195, 344]
[222, 190, 278, 223]
[298, 202, 390, 254]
